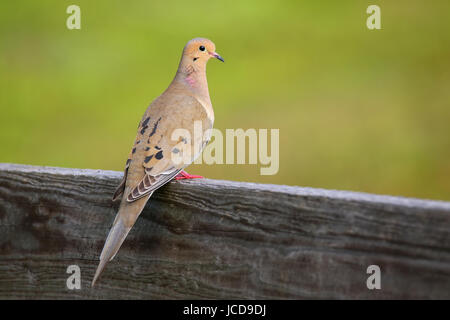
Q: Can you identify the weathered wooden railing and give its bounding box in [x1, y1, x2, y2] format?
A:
[0, 163, 450, 299]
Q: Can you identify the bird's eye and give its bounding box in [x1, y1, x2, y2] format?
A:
[199, 45, 205, 51]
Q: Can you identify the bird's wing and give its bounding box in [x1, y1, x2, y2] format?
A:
[125, 117, 183, 202]
[126, 97, 211, 202]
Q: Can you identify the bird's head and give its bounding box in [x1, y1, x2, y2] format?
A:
[182, 38, 224, 66]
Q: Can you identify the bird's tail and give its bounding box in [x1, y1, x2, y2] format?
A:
[91, 215, 131, 287]
[92, 191, 152, 287]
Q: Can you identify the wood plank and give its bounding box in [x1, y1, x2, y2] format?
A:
[0, 163, 450, 299]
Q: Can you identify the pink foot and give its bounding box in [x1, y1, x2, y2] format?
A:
[174, 170, 204, 180]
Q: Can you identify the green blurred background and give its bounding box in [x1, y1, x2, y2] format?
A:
[1, 0, 449, 200]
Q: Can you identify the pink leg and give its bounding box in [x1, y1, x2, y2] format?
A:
[174, 170, 204, 180]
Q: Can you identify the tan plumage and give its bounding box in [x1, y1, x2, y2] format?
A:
[92, 38, 224, 286]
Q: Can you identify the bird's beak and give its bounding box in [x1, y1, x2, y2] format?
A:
[210, 52, 225, 62]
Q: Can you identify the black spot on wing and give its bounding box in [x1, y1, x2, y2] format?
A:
[132, 147, 136, 154]
[144, 155, 153, 163]
[142, 116, 150, 127]
[140, 125, 148, 135]
[155, 146, 161, 150]
[145, 147, 150, 151]
[149, 117, 162, 137]
[155, 150, 163, 160]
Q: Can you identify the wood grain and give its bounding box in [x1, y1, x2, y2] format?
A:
[0, 163, 450, 299]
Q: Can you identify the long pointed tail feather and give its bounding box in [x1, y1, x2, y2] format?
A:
[92, 217, 131, 287]
[92, 190, 152, 287]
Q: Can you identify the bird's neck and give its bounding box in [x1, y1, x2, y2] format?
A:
[173, 60, 211, 105]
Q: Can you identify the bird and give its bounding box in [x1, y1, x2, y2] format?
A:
[92, 38, 224, 286]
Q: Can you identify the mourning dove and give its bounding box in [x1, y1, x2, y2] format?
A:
[92, 38, 224, 286]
